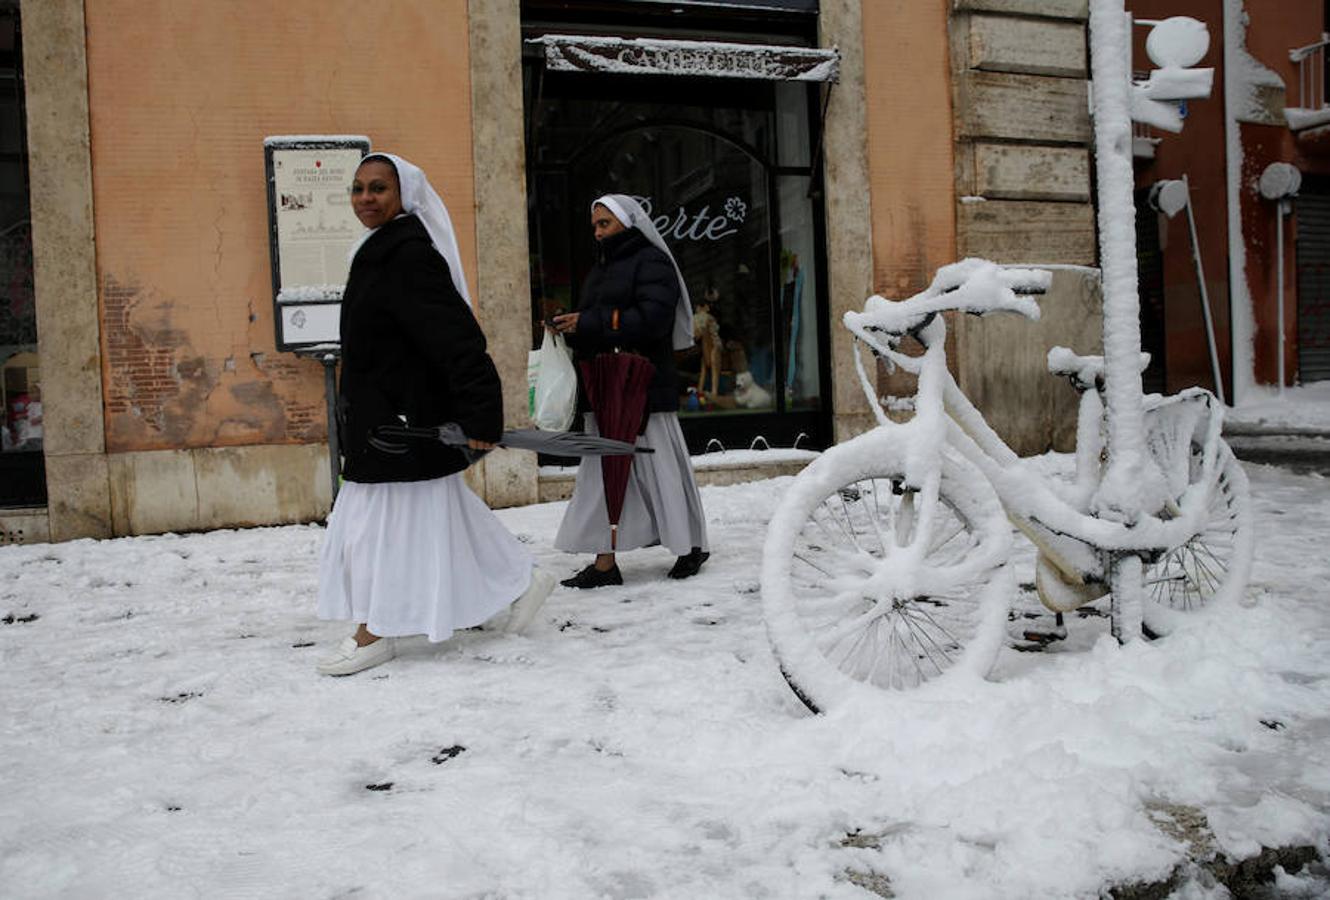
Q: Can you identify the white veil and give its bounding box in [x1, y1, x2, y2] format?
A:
[351, 152, 472, 308]
[593, 194, 694, 350]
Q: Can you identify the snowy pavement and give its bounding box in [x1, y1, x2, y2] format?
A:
[1225, 383, 1330, 476]
[1226, 382, 1330, 436]
[1, 458, 1328, 899]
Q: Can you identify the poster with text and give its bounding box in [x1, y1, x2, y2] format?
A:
[271, 147, 364, 290]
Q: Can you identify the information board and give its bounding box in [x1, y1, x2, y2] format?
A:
[264, 136, 370, 352]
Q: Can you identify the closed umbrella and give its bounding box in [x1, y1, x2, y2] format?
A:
[579, 351, 656, 550]
[370, 422, 654, 460]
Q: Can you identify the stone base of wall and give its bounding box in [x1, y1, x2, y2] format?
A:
[107, 443, 334, 536]
[0, 507, 52, 545]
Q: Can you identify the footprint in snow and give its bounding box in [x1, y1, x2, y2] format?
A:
[431, 745, 466, 764]
[158, 691, 203, 704]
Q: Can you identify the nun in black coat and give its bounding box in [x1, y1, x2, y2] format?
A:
[314, 153, 553, 676]
[550, 194, 710, 589]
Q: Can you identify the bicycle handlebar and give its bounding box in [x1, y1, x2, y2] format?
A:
[845, 260, 1050, 340]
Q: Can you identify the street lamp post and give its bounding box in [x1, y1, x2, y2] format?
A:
[1259, 162, 1303, 395]
[1087, 0, 1214, 639]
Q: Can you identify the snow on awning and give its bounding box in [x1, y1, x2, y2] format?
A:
[529, 34, 839, 83]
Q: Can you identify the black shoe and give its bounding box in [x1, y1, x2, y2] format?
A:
[668, 548, 710, 579]
[560, 563, 623, 589]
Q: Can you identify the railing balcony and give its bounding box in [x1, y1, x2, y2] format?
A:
[1287, 33, 1330, 131]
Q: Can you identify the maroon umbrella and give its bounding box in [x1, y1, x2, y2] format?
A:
[579, 351, 656, 550]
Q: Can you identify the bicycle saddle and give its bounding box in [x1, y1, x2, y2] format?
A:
[1047, 346, 1151, 391]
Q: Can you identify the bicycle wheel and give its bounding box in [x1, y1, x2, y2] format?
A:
[761, 431, 1012, 712]
[1140, 440, 1254, 636]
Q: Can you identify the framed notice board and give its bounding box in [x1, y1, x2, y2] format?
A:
[264, 136, 370, 352]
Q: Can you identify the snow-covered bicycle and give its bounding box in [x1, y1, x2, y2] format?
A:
[760, 259, 1254, 712]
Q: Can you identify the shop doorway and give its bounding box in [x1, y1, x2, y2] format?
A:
[0, 1, 43, 507]
[523, 34, 831, 453]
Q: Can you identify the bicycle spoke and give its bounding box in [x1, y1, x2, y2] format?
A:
[819, 603, 890, 650]
[927, 519, 968, 559]
[898, 607, 957, 675]
[863, 480, 892, 556]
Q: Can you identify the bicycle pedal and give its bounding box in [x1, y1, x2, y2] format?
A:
[1020, 626, 1067, 645]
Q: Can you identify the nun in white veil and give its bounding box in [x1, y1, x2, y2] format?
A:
[550, 193, 710, 589]
[314, 152, 553, 676]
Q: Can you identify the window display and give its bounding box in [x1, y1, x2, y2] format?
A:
[526, 67, 828, 451]
[1, 6, 44, 507]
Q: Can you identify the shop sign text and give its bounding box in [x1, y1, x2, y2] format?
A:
[634, 195, 748, 242]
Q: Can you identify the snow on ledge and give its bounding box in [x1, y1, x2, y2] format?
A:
[276, 286, 342, 303]
[1284, 106, 1330, 132]
[264, 135, 370, 146]
[529, 34, 839, 83]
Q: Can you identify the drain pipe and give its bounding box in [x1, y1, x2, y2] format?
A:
[1222, 0, 1247, 405]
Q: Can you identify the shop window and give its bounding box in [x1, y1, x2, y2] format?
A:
[525, 66, 829, 453]
[0, 2, 43, 506]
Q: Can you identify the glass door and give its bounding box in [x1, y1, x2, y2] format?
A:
[526, 68, 829, 452]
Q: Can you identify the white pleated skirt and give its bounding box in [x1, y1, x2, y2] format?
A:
[554, 412, 708, 556]
[317, 474, 534, 642]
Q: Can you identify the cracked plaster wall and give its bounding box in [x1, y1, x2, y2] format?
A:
[82, 0, 477, 455]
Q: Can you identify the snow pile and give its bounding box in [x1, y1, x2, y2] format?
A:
[1221, 0, 1285, 126]
[1, 463, 1327, 898]
[1226, 381, 1330, 434]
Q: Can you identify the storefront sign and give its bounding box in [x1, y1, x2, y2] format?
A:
[531, 35, 839, 83]
[627, 0, 817, 10]
[264, 135, 370, 352]
[635, 195, 747, 242]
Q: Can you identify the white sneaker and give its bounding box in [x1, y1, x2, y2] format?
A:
[316, 635, 396, 676]
[504, 568, 556, 634]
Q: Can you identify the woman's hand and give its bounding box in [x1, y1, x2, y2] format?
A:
[551, 312, 580, 334]
[467, 438, 496, 450]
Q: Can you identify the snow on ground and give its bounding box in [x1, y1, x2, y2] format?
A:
[1, 459, 1328, 899]
[1226, 381, 1330, 434]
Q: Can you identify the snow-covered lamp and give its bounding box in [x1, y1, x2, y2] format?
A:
[1259, 162, 1301, 393]
[1146, 179, 1188, 218]
[1146, 176, 1225, 405]
[1258, 162, 1302, 203]
[1130, 16, 1215, 132]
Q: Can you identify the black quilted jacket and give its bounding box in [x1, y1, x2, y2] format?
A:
[336, 214, 502, 483]
[565, 228, 682, 413]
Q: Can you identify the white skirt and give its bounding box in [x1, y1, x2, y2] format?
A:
[317, 474, 533, 642]
[554, 412, 708, 556]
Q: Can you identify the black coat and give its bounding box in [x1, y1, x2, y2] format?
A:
[566, 228, 681, 413]
[336, 214, 502, 483]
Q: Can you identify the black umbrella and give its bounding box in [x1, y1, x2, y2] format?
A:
[371, 422, 654, 459]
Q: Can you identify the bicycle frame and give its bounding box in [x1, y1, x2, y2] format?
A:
[847, 308, 1228, 593]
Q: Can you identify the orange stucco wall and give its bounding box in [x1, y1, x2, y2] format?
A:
[83, 0, 476, 452]
[861, 0, 956, 298]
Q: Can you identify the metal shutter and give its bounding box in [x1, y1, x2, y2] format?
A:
[1296, 190, 1330, 382]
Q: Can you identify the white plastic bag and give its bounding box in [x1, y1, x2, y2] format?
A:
[530, 331, 577, 431]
